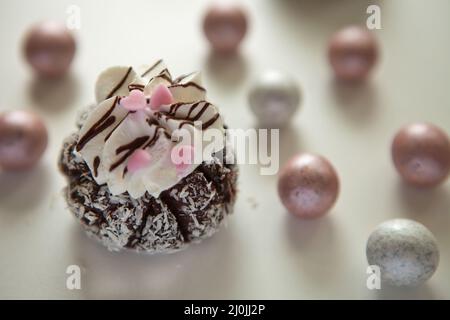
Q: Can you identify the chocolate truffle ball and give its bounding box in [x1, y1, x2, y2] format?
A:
[366, 219, 439, 287]
[23, 21, 76, 78]
[328, 26, 378, 81]
[392, 123, 450, 187]
[248, 71, 301, 128]
[203, 4, 248, 54]
[0, 110, 48, 171]
[278, 153, 339, 219]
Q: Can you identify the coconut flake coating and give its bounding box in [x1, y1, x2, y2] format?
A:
[59, 128, 238, 254]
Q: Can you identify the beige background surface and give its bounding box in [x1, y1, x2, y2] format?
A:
[1, 0, 450, 299]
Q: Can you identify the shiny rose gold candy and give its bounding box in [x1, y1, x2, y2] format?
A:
[23, 21, 76, 78]
[203, 4, 248, 54]
[328, 26, 378, 81]
[0, 110, 48, 171]
[392, 123, 450, 187]
[278, 153, 339, 219]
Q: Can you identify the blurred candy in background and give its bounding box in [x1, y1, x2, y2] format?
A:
[391, 123, 450, 188]
[328, 25, 378, 82]
[0, 110, 48, 171]
[203, 2, 248, 55]
[23, 20, 76, 78]
[248, 70, 301, 128]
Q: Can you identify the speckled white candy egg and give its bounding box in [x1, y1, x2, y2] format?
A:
[248, 71, 301, 128]
[366, 219, 439, 287]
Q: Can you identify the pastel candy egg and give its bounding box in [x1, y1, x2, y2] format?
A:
[0, 110, 48, 171]
[23, 21, 76, 78]
[249, 71, 301, 128]
[366, 219, 439, 287]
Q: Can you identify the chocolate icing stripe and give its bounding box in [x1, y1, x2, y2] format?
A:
[191, 102, 211, 121]
[155, 112, 179, 122]
[168, 102, 185, 115]
[106, 67, 132, 99]
[165, 101, 211, 119]
[115, 135, 149, 155]
[146, 117, 159, 126]
[202, 113, 220, 130]
[76, 96, 119, 151]
[169, 82, 206, 92]
[104, 112, 129, 142]
[187, 102, 201, 118]
[156, 74, 172, 84]
[143, 130, 160, 149]
[110, 135, 150, 171]
[114, 128, 161, 179]
[93, 156, 100, 177]
[159, 68, 172, 78]
[178, 120, 195, 129]
[140, 59, 163, 77]
[128, 84, 145, 91]
[156, 111, 190, 128]
[147, 68, 172, 85]
[173, 72, 195, 84]
[178, 113, 218, 130]
[145, 118, 170, 139]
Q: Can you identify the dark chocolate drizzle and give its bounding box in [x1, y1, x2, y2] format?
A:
[201, 113, 220, 130]
[140, 59, 163, 77]
[146, 117, 160, 127]
[106, 67, 132, 99]
[178, 120, 194, 129]
[76, 97, 119, 151]
[128, 84, 145, 91]
[168, 102, 185, 115]
[156, 101, 220, 131]
[187, 102, 200, 118]
[173, 72, 195, 84]
[191, 103, 210, 121]
[110, 135, 150, 172]
[93, 156, 100, 177]
[143, 131, 160, 149]
[154, 73, 172, 84]
[104, 112, 128, 142]
[169, 82, 206, 92]
[159, 68, 172, 79]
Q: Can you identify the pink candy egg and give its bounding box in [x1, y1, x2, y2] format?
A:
[203, 3, 248, 54]
[278, 153, 339, 219]
[392, 123, 450, 187]
[23, 21, 76, 78]
[0, 110, 48, 171]
[328, 26, 378, 81]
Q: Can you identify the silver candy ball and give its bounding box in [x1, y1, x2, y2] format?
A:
[248, 71, 301, 128]
[366, 219, 439, 287]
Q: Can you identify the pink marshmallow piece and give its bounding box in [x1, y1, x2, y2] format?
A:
[171, 144, 195, 174]
[120, 90, 147, 111]
[149, 84, 173, 110]
[127, 149, 152, 173]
